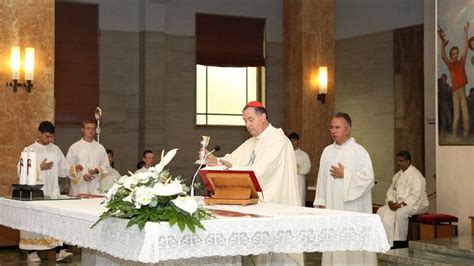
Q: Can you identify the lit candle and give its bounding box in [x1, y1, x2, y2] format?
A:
[10, 47, 20, 80]
[25, 47, 35, 81]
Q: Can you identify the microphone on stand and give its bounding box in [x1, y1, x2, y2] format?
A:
[190, 145, 221, 197]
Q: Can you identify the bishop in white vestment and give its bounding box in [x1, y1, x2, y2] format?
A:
[377, 151, 429, 247]
[208, 102, 300, 206]
[66, 121, 110, 195]
[314, 113, 377, 265]
[206, 101, 302, 265]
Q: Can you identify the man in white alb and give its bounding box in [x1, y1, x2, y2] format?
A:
[18, 121, 73, 262]
[134, 150, 155, 174]
[288, 132, 311, 206]
[206, 101, 301, 265]
[313, 112, 376, 265]
[66, 120, 110, 195]
[377, 150, 429, 247]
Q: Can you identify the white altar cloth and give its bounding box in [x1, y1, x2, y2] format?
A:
[0, 198, 389, 263]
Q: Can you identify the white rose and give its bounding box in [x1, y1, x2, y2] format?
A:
[134, 186, 155, 208]
[172, 196, 198, 215]
[152, 179, 183, 196]
[136, 172, 152, 184]
[120, 175, 139, 190]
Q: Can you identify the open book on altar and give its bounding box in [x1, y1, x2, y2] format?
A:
[199, 168, 262, 206]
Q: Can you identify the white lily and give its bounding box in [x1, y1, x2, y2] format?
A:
[122, 192, 133, 203]
[172, 196, 198, 215]
[152, 179, 183, 196]
[154, 149, 178, 173]
[105, 183, 120, 203]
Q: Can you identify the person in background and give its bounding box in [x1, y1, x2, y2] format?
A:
[288, 132, 311, 206]
[377, 151, 429, 248]
[134, 150, 155, 174]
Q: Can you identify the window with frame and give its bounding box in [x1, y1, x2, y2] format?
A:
[195, 14, 266, 126]
[196, 65, 265, 126]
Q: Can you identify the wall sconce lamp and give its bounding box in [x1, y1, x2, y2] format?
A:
[6, 46, 35, 93]
[317, 66, 328, 103]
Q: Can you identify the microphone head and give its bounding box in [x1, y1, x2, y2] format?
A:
[213, 145, 221, 152]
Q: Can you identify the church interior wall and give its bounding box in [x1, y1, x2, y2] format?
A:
[0, 0, 55, 196]
[1, 0, 450, 219]
[334, 30, 395, 205]
[54, 0, 284, 183]
[431, 0, 474, 236]
[52, 0, 428, 197]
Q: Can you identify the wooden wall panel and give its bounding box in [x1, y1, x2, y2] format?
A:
[394, 25, 425, 173]
[55, 2, 99, 125]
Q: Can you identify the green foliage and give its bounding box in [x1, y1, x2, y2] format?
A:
[91, 170, 212, 233]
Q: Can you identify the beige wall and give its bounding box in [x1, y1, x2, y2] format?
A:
[55, 13, 284, 182]
[335, 31, 394, 205]
[431, 0, 474, 235]
[0, 0, 55, 196]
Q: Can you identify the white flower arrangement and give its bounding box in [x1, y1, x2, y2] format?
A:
[93, 149, 211, 232]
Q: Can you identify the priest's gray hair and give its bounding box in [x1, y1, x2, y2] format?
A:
[244, 106, 269, 120]
[334, 112, 352, 128]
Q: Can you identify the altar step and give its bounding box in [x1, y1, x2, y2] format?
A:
[378, 235, 474, 265]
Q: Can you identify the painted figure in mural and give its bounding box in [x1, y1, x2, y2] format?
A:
[438, 22, 470, 138]
[467, 88, 474, 136]
[468, 36, 474, 65]
[438, 74, 453, 137]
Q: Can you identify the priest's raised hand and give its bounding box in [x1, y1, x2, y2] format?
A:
[330, 163, 344, 178]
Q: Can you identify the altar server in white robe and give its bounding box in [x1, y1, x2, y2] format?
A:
[313, 112, 377, 265]
[66, 120, 110, 195]
[98, 149, 121, 193]
[134, 150, 156, 174]
[288, 132, 311, 206]
[17, 121, 73, 262]
[206, 101, 302, 265]
[377, 150, 429, 247]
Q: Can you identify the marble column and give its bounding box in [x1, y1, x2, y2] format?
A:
[283, 0, 335, 203]
[0, 0, 54, 246]
[0, 0, 55, 196]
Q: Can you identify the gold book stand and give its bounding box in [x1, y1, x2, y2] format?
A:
[199, 170, 261, 206]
